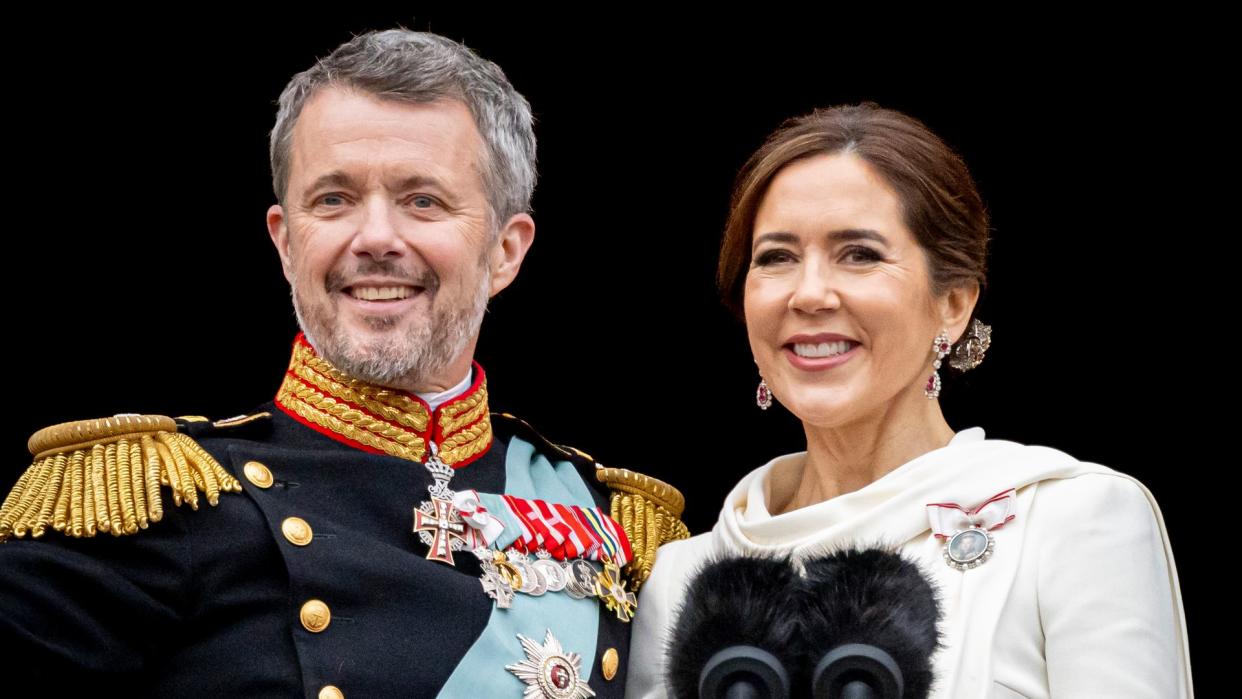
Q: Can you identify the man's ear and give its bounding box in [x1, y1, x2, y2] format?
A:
[488, 212, 536, 296]
[267, 204, 293, 282]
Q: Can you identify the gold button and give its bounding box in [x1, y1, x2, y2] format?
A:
[282, 517, 313, 546]
[601, 647, 619, 681]
[299, 599, 331, 633]
[318, 686, 344, 699]
[243, 461, 274, 489]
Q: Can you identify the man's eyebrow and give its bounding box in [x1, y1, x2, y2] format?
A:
[305, 171, 358, 193]
[391, 175, 451, 194]
[306, 172, 453, 193]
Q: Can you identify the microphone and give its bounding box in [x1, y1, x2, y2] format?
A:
[666, 556, 800, 699]
[665, 548, 940, 699]
[801, 548, 941, 699]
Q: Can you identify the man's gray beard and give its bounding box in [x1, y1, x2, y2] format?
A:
[290, 275, 490, 390]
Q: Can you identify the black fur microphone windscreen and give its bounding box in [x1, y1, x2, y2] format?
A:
[802, 549, 941, 698]
[666, 548, 941, 699]
[667, 556, 802, 698]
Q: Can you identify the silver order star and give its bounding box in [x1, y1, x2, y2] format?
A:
[506, 630, 595, 699]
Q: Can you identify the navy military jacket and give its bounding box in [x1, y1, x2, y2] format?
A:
[0, 351, 636, 697]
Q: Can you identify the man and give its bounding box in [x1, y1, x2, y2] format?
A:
[0, 29, 687, 697]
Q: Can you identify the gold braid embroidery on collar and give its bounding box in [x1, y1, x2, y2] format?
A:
[277, 337, 491, 466]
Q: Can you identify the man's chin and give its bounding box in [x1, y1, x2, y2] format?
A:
[332, 322, 423, 357]
[318, 333, 424, 386]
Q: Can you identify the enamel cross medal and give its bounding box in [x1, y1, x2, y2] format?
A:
[595, 555, 637, 622]
[413, 441, 480, 565]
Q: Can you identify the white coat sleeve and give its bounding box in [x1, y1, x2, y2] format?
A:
[624, 537, 696, 699]
[1032, 473, 1191, 698]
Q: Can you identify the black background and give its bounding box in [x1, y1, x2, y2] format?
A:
[8, 10, 1220, 688]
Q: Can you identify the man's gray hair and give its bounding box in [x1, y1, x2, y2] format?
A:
[270, 29, 537, 223]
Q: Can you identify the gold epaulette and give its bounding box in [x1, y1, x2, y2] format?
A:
[596, 466, 690, 591]
[0, 414, 255, 543]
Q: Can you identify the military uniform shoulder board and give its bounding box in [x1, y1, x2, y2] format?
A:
[594, 465, 690, 590]
[0, 412, 269, 542]
[492, 412, 690, 590]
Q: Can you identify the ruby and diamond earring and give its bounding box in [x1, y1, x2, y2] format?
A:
[926, 319, 992, 399]
[756, 377, 773, 410]
[926, 332, 951, 399]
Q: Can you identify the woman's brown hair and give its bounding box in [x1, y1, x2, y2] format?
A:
[718, 103, 990, 316]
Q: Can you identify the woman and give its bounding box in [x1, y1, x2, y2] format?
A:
[625, 105, 1191, 698]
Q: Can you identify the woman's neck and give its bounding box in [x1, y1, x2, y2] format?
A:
[772, 389, 956, 514]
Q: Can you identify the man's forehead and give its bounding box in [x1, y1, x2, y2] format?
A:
[287, 88, 485, 187]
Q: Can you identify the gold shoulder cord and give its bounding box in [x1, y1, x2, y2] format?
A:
[595, 466, 690, 591]
[0, 415, 243, 542]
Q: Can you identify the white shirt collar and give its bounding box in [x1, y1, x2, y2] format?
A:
[416, 369, 473, 411]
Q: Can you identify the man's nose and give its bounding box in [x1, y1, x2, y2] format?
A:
[348, 197, 403, 260]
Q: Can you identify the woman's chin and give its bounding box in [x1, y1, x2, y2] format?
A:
[777, 390, 864, 428]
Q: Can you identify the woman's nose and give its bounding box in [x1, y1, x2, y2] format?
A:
[788, 258, 842, 314]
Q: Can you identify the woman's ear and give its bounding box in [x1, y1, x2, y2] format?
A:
[939, 282, 981, 343]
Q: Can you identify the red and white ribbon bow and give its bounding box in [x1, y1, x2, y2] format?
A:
[926, 488, 1016, 539]
[452, 489, 505, 546]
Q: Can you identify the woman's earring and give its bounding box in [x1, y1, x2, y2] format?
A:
[756, 378, 773, 410]
[926, 332, 951, 399]
[949, 319, 992, 371]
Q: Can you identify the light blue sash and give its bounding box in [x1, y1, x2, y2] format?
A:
[437, 436, 601, 696]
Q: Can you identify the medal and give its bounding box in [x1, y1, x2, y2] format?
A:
[412, 443, 474, 565]
[594, 555, 637, 622]
[413, 443, 504, 565]
[474, 548, 616, 607]
[507, 630, 596, 699]
[534, 550, 569, 592]
[472, 547, 638, 624]
[470, 494, 637, 617]
[942, 526, 995, 570]
[476, 548, 520, 608]
[510, 551, 549, 596]
[414, 496, 474, 564]
[564, 559, 599, 600]
[927, 488, 1015, 571]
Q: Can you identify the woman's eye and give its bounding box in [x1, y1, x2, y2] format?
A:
[754, 249, 795, 266]
[843, 246, 883, 263]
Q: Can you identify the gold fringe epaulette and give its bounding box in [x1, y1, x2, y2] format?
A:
[596, 466, 690, 591]
[0, 414, 246, 543]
